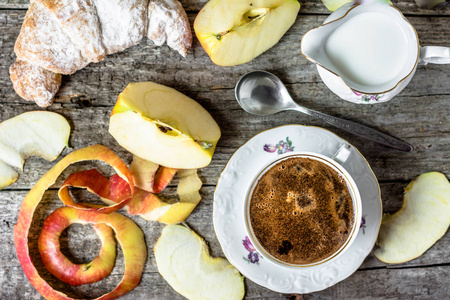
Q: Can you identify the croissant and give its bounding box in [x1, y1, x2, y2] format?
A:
[10, 0, 192, 107]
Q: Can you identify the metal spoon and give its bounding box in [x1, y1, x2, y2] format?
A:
[235, 71, 413, 152]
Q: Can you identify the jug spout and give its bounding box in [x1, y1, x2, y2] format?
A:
[300, 1, 393, 69]
[300, 8, 356, 78]
[300, 19, 342, 69]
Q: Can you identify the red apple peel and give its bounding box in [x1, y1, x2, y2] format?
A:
[130, 155, 177, 193]
[123, 168, 202, 223]
[39, 220, 116, 286]
[59, 169, 133, 211]
[153, 167, 178, 193]
[38, 206, 146, 298]
[64, 168, 202, 224]
[157, 169, 202, 224]
[14, 145, 144, 300]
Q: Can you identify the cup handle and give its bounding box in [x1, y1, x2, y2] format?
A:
[331, 144, 352, 165]
[419, 46, 450, 65]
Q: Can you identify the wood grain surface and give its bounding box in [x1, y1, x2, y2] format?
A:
[0, 0, 449, 299]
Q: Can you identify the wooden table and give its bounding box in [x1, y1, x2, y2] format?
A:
[0, 0, 449, 299]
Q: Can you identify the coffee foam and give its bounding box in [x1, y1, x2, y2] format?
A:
[249, 157, 354, 265]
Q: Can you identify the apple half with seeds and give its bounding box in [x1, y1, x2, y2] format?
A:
[194, 0, 300, 66]
[109, 82, 221, 169]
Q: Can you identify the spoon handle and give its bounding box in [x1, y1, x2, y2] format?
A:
[293, 106, 413, 152]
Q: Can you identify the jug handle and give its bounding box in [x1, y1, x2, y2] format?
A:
[419, 46, 450, 65]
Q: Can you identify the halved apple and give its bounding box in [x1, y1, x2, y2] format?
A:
[109, 82, 221, 169]
[374, 172, 450, 264]
[194, 0, 300, 66]
[0, 111, 70, 189]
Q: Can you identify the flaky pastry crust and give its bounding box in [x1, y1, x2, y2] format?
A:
[11, 0, 192, 106]
[10, 60, 62, 107]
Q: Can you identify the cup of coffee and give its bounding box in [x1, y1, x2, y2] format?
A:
[244, 145, 361, 268]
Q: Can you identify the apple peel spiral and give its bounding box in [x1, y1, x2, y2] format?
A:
[14, 144, 147, 299]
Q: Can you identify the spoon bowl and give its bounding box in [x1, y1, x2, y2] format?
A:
[235, 71, 294, 116]
[235, 70, 413, 152]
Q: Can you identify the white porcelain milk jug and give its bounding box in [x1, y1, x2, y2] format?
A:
[300, 0, 450, 104]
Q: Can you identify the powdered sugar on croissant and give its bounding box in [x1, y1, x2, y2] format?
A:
[148, 0, 192, 57]
[10, 0, 192, 107]
[10, 60, 62, 107]
[93, 0, 148, 54]
[36, 0, 106, 62]
[14, 1, 89, 75]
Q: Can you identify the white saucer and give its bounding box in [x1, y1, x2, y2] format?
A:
[213, 125, 382, 294]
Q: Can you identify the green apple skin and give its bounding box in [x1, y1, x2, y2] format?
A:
[194, 0, 300, 66]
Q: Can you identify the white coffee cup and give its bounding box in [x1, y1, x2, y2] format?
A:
[243, 145, 362, 268]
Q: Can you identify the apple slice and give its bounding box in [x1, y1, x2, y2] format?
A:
[0, 160, 19, 189]
[130, 155, 177, 193]
[130, 155, 160, 192]
[414, 0, 446, 8]
[374, 172, 450, 264]
[194, 0, 300, 66]
[321, 0, 353, 11]
[0, 111, 70, 189]
[321, 0, 392, 11]
[109, 82, 221, 169]
[155, 224, 245, 299]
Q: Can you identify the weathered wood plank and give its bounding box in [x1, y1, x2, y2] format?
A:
[1, 187, 448, 275]
[1, 14, 449, 188]
[303, 266, 450, 299]
[0, 1, 449, 299]
[0, 266, 286, 299]
[1, 188, 449, 299]
[0, 96, 448, 190]
[0, 11, 449, 108]
[4, 265, 450, 299]
[0, 0, 449, 16]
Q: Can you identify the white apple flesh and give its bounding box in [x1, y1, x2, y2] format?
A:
[0, 160, 19, 188]
[321, 0, 353, 11]
[194, 0, 300, 66]
[109, 82, 221, 169]
[155, 224, 245, 299]
[375, 172, 450, 264]
[321, 0, 392, 13]
[0, 111, 70, 189]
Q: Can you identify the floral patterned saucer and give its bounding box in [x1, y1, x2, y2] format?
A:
[213, 125, 382, 294]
